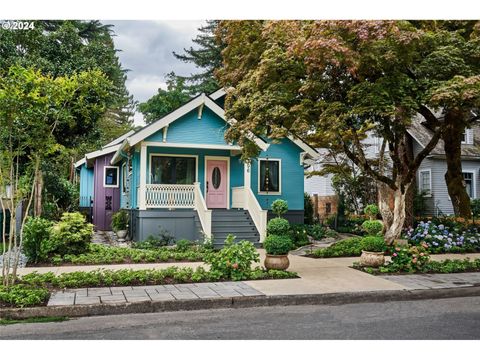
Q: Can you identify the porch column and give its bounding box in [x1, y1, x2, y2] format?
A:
[139, 142, 147, 210]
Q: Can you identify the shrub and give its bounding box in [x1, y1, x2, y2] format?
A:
[175, 239, 193, 252]
[133, 227, 175, 249]
[361, 236, 386, 252]
[263, 235, 293, 255]
[111, 210, 129, 231]
[267, 217, 290, 236]
[385, 243, 430, 273]
[362, 220, 383, 236]
[271, 199, 288, 217]
[312, 237, 363, 258]
[49, 212, 93, 256]
[307, 223, 326, 240]
[22, 217, 54, 263]
[0, 285, 50, 308]
[304, 193, 314, 224]
[364, 204, 379, 220]
[203, 235, 259, 281]
[472, 199, 480, 223]
[289, 224, 310, 248]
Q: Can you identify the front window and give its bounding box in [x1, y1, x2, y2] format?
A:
[151, 155, 196, 184]
[463, 172, 474, 198]
[104, 166, 119, 187]
[259, 159, 281, 193]
[419, 170, 431, 195]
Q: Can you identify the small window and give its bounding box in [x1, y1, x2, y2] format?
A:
[462, 129, 473, 145]
[259, 159, 281, 194]
[104, 166, 119, 188]
[462, 172, 474, 198]
[419, 170, 431, 195]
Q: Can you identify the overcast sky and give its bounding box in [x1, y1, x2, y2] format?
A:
[105, 20, 205, 126]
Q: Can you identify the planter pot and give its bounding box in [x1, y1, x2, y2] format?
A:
[264, 254, 290, 270]
[360, 250, 385, 267]
[116, 230, 127, 241]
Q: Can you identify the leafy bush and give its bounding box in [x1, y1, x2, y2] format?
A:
[203, 235, 259, 281]
[289, 224, 310, 248]
[304, 193, 314, 224]
[361, 236, 386, 252]
[307, 224, 326, 240]
[22, 217, 54, 263]
[111, 210, 129, 231]
[384, 243, 431, 273]
[312, 237, 364, 258]
[404, 220, 480, 253]
[271, 199, 288, 217]
[175, 239, 193, 252]
[362, 220, 383, 236]
[0, 285, 49, 308]
[263, 235, 293, 255]
[132, 228, 176, 249]
[50, 212, 93, 256]
[364, 204, 379, 219]
[267, 217, 290, 236]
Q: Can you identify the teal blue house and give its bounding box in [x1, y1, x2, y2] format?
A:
[76, 89, 319, 246]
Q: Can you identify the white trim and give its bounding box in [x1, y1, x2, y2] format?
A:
[209, 88, 226, 100]
[287, 135, 319, 160]
[462, 129, 474, 145]
[462, 170, 476, 199]
[121, 163, 127, 194]
[149, 153, 199, 185]
[86, 144, 121, 161]
[74, 157, 86, 168]
[103, 166, 119, 188]
[139, 143, 147, 210]
[162, 125, 168, 142]
[205, 156, 230, 209]
[143, 141, 241, 151]
[102, 130, 135, 148]
[418, 168, 432, 197]
[258, 158, 282, 195]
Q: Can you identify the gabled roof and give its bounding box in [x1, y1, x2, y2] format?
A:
[209, 88, 226, 100]
[102, 130, 135, 148]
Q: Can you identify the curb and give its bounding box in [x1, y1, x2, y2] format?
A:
[2, 286, 480, 320]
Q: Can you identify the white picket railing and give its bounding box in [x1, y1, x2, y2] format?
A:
[231, 186, 268, 242]
[194, 182, 212, 237]
[145, 184, 195, 208]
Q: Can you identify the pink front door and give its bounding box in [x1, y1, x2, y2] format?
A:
[206, 160, 228, 208]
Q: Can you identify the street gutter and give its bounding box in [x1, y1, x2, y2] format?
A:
[1, 285, 480, 320]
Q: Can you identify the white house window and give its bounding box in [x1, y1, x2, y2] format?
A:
[462, 129, 473, 145]
[419, 169, 431, 195]
[259, 159, 281, 194]
[462, 172, 474, 198]
[104, 166, 119, 188]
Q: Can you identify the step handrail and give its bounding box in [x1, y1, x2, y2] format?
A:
[193, 182, 212, 237]
[232, 186, 267, 242]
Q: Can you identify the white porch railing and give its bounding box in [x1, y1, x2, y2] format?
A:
[194, 182, 212, 237]
[232, 186, 268, 242]
[145, 184, 195, 208]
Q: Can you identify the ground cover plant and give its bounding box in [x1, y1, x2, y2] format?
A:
[309, 237, 371, 258]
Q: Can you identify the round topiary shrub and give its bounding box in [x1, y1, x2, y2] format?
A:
[267, 217, 290, 236]
[263, 235, 293, 255]
[361, 236, 386, 252]
[362, 220, 384, 236]
[271, 199, 288, 217]
[364, 204, 379, 220]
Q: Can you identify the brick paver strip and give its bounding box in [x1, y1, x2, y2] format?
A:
[47, 281, 265, 306]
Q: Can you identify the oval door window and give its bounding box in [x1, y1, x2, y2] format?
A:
[212, 167, 221, 189]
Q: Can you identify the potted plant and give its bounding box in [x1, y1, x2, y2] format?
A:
[360, 236, 386, 267]
[263, 234, 293, 270]
[111, 210, 129, 241]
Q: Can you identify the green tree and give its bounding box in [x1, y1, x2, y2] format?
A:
[138, 73, 191, 124]
[173, 20, 224, 95]
[216, 20, 480, 244]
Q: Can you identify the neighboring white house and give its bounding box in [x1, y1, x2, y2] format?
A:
[305, 116, 480, 217]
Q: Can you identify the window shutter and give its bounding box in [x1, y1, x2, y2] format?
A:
[466, 129, 474, 144]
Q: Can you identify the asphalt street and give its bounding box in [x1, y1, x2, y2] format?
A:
[1, 296, 480, 339]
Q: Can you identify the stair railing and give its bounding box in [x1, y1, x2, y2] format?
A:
[232, 186, 267, 242]
[194, 182, 212, 237]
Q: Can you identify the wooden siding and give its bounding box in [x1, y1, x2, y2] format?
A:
[79, 164, 94, 206]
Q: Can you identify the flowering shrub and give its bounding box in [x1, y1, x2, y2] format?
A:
[405, 220, 480, 253]
[385, 243, 430, 273]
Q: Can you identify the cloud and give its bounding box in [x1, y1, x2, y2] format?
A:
[105, 20, 206, 126]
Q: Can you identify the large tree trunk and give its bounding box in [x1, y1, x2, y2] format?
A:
[384, 183, 410, 245]
[377, 182, 394, 232]
[443, 110, 471, 218]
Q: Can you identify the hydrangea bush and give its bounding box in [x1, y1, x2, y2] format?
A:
[404, 220, 480, 253]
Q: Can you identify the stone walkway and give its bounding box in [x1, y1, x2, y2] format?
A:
[379, 272, 480, 290]
[48, 281, 265, 306]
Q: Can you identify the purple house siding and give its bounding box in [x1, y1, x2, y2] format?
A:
[93, 154, 120, 230]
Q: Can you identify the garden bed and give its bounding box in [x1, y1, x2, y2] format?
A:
[0, 266, 297, 308]
[27, 243, 208, 267]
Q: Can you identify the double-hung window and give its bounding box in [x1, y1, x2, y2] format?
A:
[258, 159, 281, 194]
[462, 172, 475, 198]
[419, 169, 431, 196]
